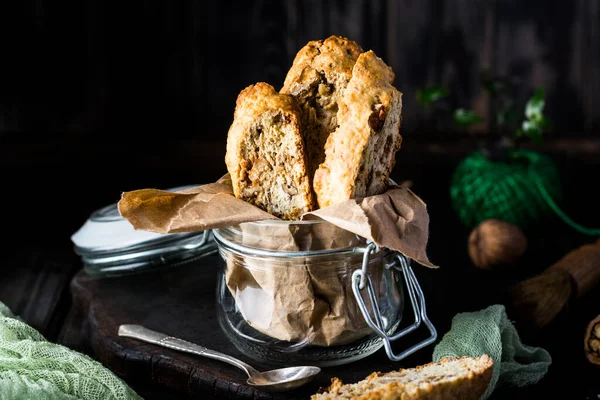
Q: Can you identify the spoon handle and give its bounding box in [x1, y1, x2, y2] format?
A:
[118, 324, 259, 377]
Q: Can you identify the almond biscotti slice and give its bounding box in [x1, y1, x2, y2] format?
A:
[312, 355, 494, 400]
[225, 82, 315, 220]
[313, 50, 403, 208]
[281, 35, 363, 180]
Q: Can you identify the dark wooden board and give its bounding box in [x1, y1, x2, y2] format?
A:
[69, 254, 433, 400]
[67, 244, 599, 400]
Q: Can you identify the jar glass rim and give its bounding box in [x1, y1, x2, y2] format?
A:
[213, 226, 387, 259]
[214, 178, 398, 256]
[234, 218, 324, 227]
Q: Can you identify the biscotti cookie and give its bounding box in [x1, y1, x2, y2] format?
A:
[225, 82, 315, 220]
[313, 50, 403, 208]
[281, 35, 363, 180]
[312, 355, 494, 400]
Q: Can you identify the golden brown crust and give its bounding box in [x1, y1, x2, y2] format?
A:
[313, 50, 403, 208]
[281, 36, 364, 180]
[282, 36, 363, 95]
[225, 82, 315, 220]
[226, 38, 402, 215]
[232, 81, 300, 123]
[312, 355, 494, 400]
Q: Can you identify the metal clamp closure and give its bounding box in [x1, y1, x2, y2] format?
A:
[358, 242, 378, 290]
[351, 246, 437, 361]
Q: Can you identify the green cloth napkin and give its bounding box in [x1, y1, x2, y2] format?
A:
[432, 304, 551, 400]
[0, 301, 142, 400]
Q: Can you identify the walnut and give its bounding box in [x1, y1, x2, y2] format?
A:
[585, 314, 600, 366]
[468, 219, 528, 271]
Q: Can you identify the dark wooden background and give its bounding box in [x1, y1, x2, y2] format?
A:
[1, 0, 599, 136]
[1, 0, 598, 261]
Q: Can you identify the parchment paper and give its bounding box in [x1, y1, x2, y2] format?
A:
[118, 174, 436, 268]
[221, 220, 389, 346]
[117, 174, 437, 346]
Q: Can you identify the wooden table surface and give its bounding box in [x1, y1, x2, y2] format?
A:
[3, 222, 600, 400]
[1, 138, 599, 399]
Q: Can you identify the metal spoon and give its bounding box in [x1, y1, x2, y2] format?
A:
[118, 324, 321, 392]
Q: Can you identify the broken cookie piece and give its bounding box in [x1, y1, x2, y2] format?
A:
[313, 50, 403, 208]
[281, 35, 364, 181]
[225, 82, 315, 220]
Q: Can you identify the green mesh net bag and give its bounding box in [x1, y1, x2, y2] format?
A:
[0, 302, 142, 400]
[451, 149, 600, 235]
[450, 149, 562, 230]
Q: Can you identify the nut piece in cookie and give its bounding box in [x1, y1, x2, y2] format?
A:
[225, 82, 315, 220]
[281, 35, 363, 180]
[314, 50, 403, 208]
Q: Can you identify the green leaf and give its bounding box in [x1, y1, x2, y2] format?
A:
[497, 102, 518, 127]
[416, 86, 449, 107]
[538, 115, 552, 129]
[453, 108, 484, 127]
[516, 87, 549, 146]
[483, 80, 504, 96]
[525, 87, 545, 119]
[480, 68, 505, 96]
[521, 120, 539, 134]
[521, 120, 543, 145]
[529, 131, 543, 146]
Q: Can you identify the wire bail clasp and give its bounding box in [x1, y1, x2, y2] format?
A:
[358, 242, 378, 290]
[352, 245, 437, 361]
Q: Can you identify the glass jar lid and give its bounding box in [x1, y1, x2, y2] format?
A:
[71, 184, 217, 277]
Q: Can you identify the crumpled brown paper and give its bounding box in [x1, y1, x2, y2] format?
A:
[221, 220, 393, 346]
[117, 174, 437, 347]
[118, 174, 436, 268]
[223, 248, 381, 346]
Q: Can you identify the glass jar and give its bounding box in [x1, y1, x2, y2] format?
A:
[71, 185, 218, 277]
[213, 219, 436, 367]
